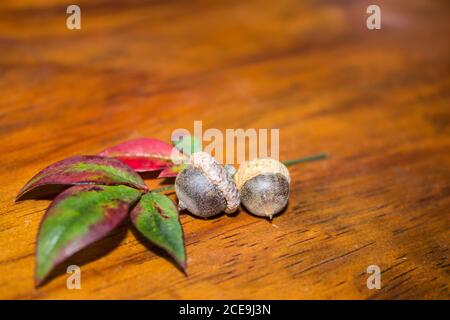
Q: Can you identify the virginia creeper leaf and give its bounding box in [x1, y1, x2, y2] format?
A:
[157, 163, 189, 178]
[99, 138, 186, 172]
[17, 155, 147, 199]
[172, 135, 201, 155]
[35, 185, 142, 284]
[130, 192, 186, 270]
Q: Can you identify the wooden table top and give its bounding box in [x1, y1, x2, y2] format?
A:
[0, 0, 448, 299]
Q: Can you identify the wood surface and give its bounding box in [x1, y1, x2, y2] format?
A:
[0, 0, 449, 299]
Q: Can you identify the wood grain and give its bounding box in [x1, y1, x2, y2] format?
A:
[0, 0, 449, 299]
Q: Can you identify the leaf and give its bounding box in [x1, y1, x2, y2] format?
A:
[99, 138, 187, 172]
[157, 163, 189, 178]
[172, 135, 201, 155]
[35, 185, 142, 284]
[17, 155, 147, 200]
[130, 192, 186, 270]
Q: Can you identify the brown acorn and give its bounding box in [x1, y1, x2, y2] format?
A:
[235, 158, 290, 219]
[175, 152, 240, 218]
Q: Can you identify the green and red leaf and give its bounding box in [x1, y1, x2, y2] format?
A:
[157, 163, 189, 178]
[17, 155, 147, 200]
[35, 185, 142, 284]
[130, 192, 186, 270]
[99, 138, 187, 172]
[154, 135, 201, 178]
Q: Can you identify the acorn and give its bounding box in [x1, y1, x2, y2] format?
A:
[175, 152, 240, 218]
[235, 158, 290, 219]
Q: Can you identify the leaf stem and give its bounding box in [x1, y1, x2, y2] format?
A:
[283, 152, 328, 167]
[152, 185, 175, 193]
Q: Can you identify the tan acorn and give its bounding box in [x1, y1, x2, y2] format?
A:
[175, 152, 240, 218]
[235, 158, 290, 219]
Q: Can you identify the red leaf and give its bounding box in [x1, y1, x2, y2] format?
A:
[99, 138, 187, 172]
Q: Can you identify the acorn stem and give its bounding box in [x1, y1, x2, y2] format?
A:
[152, 185, 175, 193]
[283, 152, 328, 167]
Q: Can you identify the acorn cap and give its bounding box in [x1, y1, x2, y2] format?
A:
[189, 152, 240, 213]
[235, 158, 290, 190]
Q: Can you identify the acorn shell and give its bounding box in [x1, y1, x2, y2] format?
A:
[240, 172, 290, 218]
[235, 158, 290, 218]
[175, 152, 240, 218]
[175, 167, 227, 217]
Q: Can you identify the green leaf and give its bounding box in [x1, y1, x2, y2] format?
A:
[130, 192, 186, 270]
[172, 135, 201, 155]
[35, 185, 142, 285]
